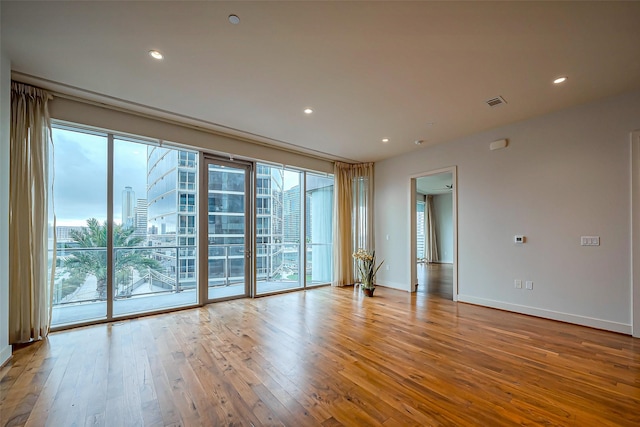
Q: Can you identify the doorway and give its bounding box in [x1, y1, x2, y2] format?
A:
[410, 167, 458, 300]
[200, 156, 253, 302]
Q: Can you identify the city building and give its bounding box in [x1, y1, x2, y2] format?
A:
[133, 198, 148, 240]
[147, 148, 198, 289]
[54, 225, 87, 244]
[121, 186, 135, 229]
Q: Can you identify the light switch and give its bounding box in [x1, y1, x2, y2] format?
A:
[581, 236, 600, 246]
[525, 281, 533, 290]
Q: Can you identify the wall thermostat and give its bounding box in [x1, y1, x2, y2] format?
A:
[514, 235, 525, 244]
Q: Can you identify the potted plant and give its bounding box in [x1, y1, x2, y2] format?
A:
[353, 248, 384, 297]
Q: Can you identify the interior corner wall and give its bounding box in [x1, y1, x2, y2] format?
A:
[433, 193, 453, 263]
[375, 89, 640, 334]
[0, 49, 12, 365]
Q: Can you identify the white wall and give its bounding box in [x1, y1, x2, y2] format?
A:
[375, 89, 640, 334]
[433, 193, 453, 263]
[0, 46, 12, 364]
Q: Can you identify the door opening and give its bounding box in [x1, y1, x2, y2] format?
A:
[200, 156, 253, 302]
[410, 167, 458, 300]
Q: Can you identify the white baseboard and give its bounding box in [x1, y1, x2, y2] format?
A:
[377, 280, 410, 292]
[0, 344, 12, 367]
[457, 295, 632, 335]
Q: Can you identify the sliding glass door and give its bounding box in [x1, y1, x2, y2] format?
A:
[50, 122, 334, 328]
[203, 157, 252, 301]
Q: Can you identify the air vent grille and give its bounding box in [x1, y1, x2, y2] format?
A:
[486, 96, 507, 108]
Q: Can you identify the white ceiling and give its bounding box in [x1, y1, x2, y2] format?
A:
[3, 1, 640, 163]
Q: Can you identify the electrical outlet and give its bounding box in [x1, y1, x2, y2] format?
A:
[514, 279, 522, 289]
[525, 281, 533, 290]
[385, 265, 389, 271]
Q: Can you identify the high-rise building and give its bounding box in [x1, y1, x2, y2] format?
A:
[55, 225, 88, 243]
[134, 198, 148, 239]
[283, 185, 300, 243]
[256, 164, 283, 279]
[146, 154, 330, 289]
[122, 186, 136, 229]
[147, 148, 198, 289]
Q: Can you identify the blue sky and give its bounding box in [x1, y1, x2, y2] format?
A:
[51, 127, 148, 226]
[51, 126, 304, 227]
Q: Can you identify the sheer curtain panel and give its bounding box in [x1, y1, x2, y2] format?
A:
[9, 82, 55, 343]
[333, 162, 374, 286]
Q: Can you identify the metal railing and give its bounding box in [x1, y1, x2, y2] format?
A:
[50, 241, 334, 306]
[51, 245, 191, 305]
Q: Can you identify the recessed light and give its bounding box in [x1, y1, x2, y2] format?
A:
[304, 108, 313, 114]
[228, 14, 240, 25]
[149, 50, 164, 60]
[382, 138, 389, 143]
[553, 76, 568, 84]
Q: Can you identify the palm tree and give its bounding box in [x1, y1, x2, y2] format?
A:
[66, 218, 160, 299]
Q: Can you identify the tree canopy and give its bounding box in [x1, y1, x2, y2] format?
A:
[66, 218, 160, 299]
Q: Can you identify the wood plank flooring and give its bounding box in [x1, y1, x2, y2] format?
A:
[417, 263, 453, 300]
[1, 285, 639, 426]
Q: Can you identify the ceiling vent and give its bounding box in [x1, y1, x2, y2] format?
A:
[485, 96, 507, 108]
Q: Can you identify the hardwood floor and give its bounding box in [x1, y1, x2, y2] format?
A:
[417, 263, 453, 300]
[1, 285, 639, 426]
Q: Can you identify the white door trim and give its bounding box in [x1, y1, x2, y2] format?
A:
[409, 166, 458, 301]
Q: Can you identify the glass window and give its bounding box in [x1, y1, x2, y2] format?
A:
[306, 173, 334, 286]
[49, 123, 199, 327]
[114, 138, 198, 316]
[417, 201, 426, 260]
[208, 194, 244, 213]
[50, 126, 108, 326]
[206, 161, 249, 300]
[208, 167, 245, 192]
[256, 164, 303, 294]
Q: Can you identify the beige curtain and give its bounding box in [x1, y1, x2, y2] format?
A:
[9, 82, 55, 343]
[333, 162, 374, 286]
[425, 195, 439, 263]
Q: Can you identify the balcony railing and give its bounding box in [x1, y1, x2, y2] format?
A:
[51, 245, 193, 306]
[50, 241, 334, 306]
